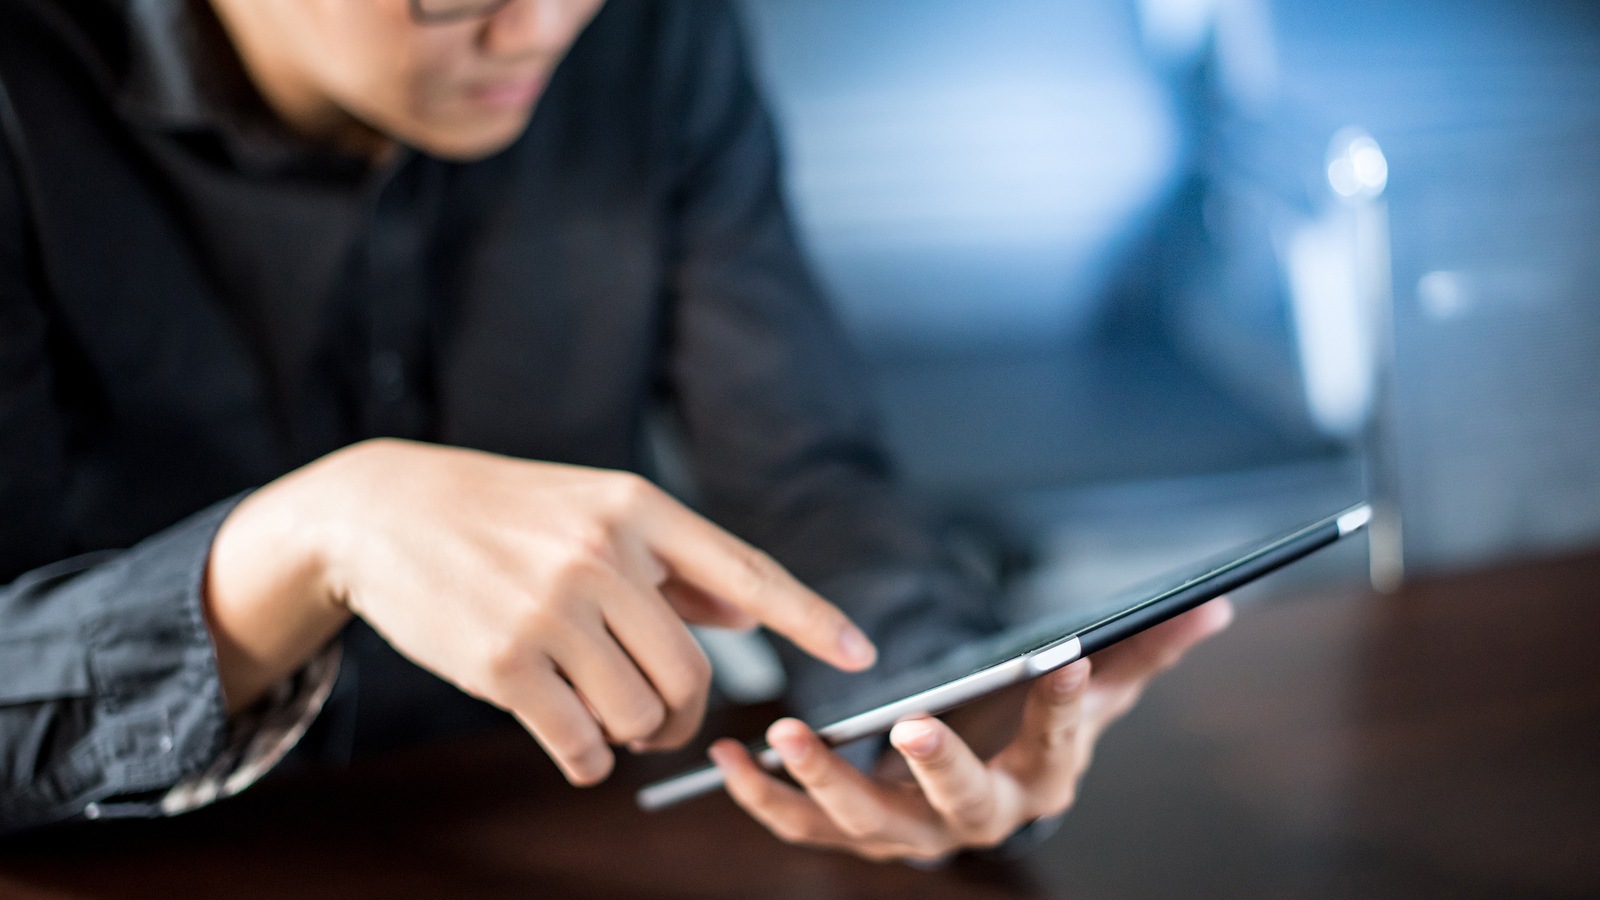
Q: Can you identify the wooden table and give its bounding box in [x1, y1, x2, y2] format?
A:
[3, 549, 1598, 899]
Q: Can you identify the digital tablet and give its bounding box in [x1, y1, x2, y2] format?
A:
[637, 502, 1372, 811]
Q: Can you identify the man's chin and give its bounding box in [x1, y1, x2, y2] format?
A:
[409, 113, 535, 162]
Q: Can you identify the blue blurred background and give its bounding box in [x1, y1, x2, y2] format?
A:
[719, 0, 1600, 628]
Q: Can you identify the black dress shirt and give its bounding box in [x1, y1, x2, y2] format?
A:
[0, 0, 998, 834]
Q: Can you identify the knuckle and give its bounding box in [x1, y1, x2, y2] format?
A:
[726, 546, 776, 600]
[645, 725, 694, 752]
[654, 710, 706, 753]
[655, 686, 708, 741]
[736, 775, 777, 807]
[610, 699, 666, 744]
[914, 743, 960, 774]
[1023, 774, 1078, 819]
[604, 471, 658, 515]
[351, 436, 405, 467]
[968, 824, 1010, 851]
[791, 754, 829, 785]
[835, 808, 889, 841]
[516, 596, 575, 643]
[1035, 721, 1080, 755]
[943, 794, 995, 830]
[481, 631, 530, 687]
[661, 648, 713, 710]
[771, 820, 815, 846]
[1046, 782, 1079, 816]
[559, 523, 617, 572]
[863, 847, 903, 864]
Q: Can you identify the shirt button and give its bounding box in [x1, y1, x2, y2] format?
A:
[370, 350, 407, 404]
[83, 803, 102, 820]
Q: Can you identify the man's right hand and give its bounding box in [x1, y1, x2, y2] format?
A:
[203, 438, 876, 785]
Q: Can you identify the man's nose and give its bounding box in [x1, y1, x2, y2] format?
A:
[483, 0, 591, 58]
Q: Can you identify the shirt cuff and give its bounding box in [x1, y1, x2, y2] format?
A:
[153, 642, 341, 816]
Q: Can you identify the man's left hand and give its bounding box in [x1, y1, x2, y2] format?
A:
[709, 597, 1234, 863]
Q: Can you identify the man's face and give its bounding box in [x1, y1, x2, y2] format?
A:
[224, 0, 608, 160]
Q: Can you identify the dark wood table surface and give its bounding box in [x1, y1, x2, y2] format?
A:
[3, 549, 1598, 899]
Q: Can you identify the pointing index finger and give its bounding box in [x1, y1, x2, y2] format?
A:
[638, 493, 876, 672]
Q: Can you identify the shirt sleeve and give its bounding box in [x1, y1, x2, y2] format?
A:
[0, 84, 331, 835]
[156, 642, 340, 818]
[655, 2, 1004, 719]
[0, 503, 233, 833]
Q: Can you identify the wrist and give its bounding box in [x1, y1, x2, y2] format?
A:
[204, 467, 352, 713]
[293, 437, 403, 616]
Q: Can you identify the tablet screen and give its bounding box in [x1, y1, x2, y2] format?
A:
[799, 512, 1333, 729]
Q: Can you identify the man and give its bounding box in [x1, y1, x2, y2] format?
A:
[0, 0, 1230, 860]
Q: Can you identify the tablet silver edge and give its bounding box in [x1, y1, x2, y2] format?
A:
[1338, 503, 1372, 536]
[635, 636, 1083, 811]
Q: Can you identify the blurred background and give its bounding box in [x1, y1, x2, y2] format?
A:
[677, 5, 1600, 890]
[703, 0, 1600, 646]
[6, 3, 1595, 896]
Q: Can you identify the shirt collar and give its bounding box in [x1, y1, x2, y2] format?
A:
[117, 0, 375, 179]
[119, 0, 241, 130]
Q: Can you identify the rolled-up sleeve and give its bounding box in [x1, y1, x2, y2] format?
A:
[0, 85, 322, 834]
[0, 502, 237, 833]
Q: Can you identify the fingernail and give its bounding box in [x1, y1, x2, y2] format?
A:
[892, 721, 940, 758]
[707, 742, 734, 768]
[838, 625, 877, 667]
[773, 735, 809, 764]
[1213, 599, 1236, 631]
[770, 721, 812, 764]
[628, 740, 650, 754]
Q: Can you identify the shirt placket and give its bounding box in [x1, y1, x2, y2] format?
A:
[352, 156, 440, 442]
